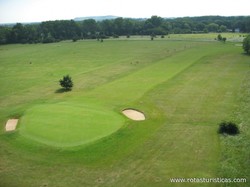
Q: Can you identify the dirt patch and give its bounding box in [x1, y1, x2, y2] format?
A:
[122, 109, 145, 121]
[5, 119, 18, 131]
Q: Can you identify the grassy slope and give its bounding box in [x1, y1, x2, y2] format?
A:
[0, 39, 249, 187]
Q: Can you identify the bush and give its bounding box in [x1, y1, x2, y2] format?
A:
[59, 75, 73, 91]
[217, 34, 222, 41]
[72, 37, 78, 42]
[42, 37, 55, 43]
[243, 35, 250, 54]
[113, 34, 119, 38]
[218, 121, 239, 135]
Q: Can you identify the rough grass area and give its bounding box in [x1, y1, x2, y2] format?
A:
[0, 38, 249, 187]
[219, 71, 250, 186]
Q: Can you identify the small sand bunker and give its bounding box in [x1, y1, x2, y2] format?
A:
[122, 109, 145, 121]
[5, 119, 18, 131]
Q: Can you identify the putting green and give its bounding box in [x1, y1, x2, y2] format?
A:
[19, 102, 125, 147]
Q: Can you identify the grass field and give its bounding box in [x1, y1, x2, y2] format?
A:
[0, 36, 249, 186]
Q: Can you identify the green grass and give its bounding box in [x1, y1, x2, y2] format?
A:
[117, 33, 246, 42]
[19, 101, 125, 147]
[0, 37, 249, 187]
[165, 33, 246, 42]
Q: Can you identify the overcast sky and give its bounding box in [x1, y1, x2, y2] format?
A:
[0, 0, 249, 23]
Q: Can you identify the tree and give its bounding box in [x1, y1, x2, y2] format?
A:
[82, 19, 98, 34]
[217, 34, 226, 43]
[148, 16, 163, 27]
[59, 75, 73, 91]
[1, 15, 250, 45]
[219, 25, 227, 32]
[217, 34, 222, 41]
[243, 35, 250, 54]
[218, 121, 239, 135]
[206, 23, 219, 32]
[7, 23, 27, 43]
[0, 26, 10, 44]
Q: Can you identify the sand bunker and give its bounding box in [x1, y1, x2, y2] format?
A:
[5, 119, 18, 131]
[122, 109, 145, 121]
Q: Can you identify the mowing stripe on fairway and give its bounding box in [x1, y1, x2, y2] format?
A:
[84, 44, 225, 106]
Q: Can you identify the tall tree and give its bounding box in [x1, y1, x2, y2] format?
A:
[0, 26, 10, 44]
[82, 19, 98, 37]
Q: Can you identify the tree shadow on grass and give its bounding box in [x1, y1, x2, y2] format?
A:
[55, 88, 71, 93]
[242, 53, 250, 56]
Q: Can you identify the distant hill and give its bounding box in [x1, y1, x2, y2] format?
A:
[74, 15, 119, 21]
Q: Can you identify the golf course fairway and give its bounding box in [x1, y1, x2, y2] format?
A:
[0, 36, 249, 187]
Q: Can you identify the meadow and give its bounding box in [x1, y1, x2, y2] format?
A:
[0, 35, 249, 186]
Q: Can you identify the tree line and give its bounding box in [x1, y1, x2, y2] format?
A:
[0, 15, 250, 44]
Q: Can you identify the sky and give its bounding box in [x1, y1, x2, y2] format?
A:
[0, 0, 249, 24]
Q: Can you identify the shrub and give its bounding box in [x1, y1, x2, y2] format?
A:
[72, 37, 78, 42]
[59, 75, 73, 91]
[113, 34, 119, 38]
[42, 37, 55, 43]
[218, 121, 239, 135]
[243, 35, 250, 54]
[217, 34, 222, 41]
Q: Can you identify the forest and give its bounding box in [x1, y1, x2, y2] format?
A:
[0, 15, 250, 44]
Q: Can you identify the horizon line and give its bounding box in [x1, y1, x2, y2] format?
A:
[1, 14, 249, 25]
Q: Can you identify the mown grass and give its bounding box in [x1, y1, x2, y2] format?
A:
[19, 101, 125, 147]
[165, 33, 246, 42]
[0, 37, 249, 187]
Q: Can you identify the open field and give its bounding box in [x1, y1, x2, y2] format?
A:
[0, 37, 249, 186]
[112, 33, 246, 42]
